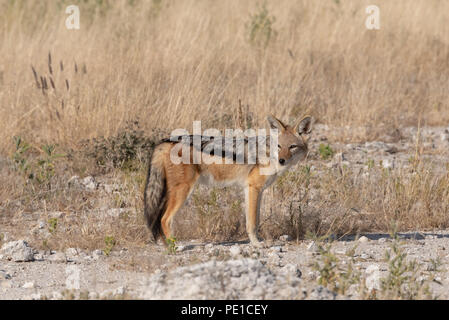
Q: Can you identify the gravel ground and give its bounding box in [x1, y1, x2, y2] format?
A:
[1, 231, 449, 300]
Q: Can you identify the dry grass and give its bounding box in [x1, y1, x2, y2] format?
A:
[1, 0, 449, 152]
[1, 0, 449, 249]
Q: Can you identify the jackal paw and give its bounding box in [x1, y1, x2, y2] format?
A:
[249, 239, 265, 248]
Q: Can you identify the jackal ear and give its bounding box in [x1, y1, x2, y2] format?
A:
[267, 115, 286, 131]
[296, 116, 313, 135]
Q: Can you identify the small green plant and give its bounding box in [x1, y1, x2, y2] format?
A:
[319, 144, 334, 160]
[379, 239, 431, 299]
[48, 218, 58, 234]
[312, 241, 361, 295]
[11, 137, 64, 188]
[246, 1, 276, 48]
[79, 290, 90, 300]
[42, 239, 50, 250]
[166, 236, 177, 255]
[366, 158, 375, 169]
[104, 236, 117, 256]
[35, 144, 65, 186]
[12, 136, 32, 177]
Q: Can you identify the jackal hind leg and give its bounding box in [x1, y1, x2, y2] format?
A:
[160, 183, 195, 243]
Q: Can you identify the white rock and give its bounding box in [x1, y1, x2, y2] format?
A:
[22, 282, 35, 289]
[270, 246, 283, 253]
[65, 248, 78, 257]
[48, 252, 67, 263]
[307, 241, 319, 253]
[279, 235, 292, 242]
[267, 252, 282, 267]
[88, 292, 99, 300]
[365, 265, 381, 291]
[358, 236, 369, 243]
[281, 264, 302, 278]
[92, 249, 103, 259]
[33, 253, 45, 261]
[0, 240, 34, 262]
[81, 176, 97, 191]
[229, 245, 241, 257]
[113, 286, 125, 296]
[307, 271, 318, 280]
[52, 291, 63, 300]
[30, 293, 42, 300]
[381, 159, 395, 169]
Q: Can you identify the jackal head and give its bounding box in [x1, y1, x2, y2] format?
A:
[267, 115, 313, 166]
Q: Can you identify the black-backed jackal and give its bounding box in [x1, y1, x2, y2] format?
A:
[143, 115, 313, 247]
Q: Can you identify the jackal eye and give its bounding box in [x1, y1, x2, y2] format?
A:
[289, 145, 298, 150]
[278, 144, 281, 149]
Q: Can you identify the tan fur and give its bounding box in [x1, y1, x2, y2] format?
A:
[143, 115, 313, 246]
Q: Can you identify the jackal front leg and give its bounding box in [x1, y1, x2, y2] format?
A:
[245, 185, 263, 247]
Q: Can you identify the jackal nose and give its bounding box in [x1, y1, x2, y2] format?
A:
[279, 158, 285, 165]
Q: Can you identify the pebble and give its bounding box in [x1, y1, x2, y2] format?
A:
[52, 291, 63, 300]
[358, 236, 369, 243]
[30, 293, 42, 300]
[360, 253, 370, 259]
[229, 245, 241, 257]
[33, 253, 45, 261]
[0, 270, 11, 280]
[381, 159, 395, 169]
[365, 265, 381, 291]
[281, 264, 302, 278]
[88, 292, 99, 300]
[65, 248, 79, 257]
[92, 250, 103, 260]
[279, 235, 292, 242]
[270, 246, 283, 253]
[48, 252, 67, 263]
[307, 241, 319, 253]
[22, 282, 35, 289]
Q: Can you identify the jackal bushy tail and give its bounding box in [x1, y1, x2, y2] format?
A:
[143, 151, 168, 241]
